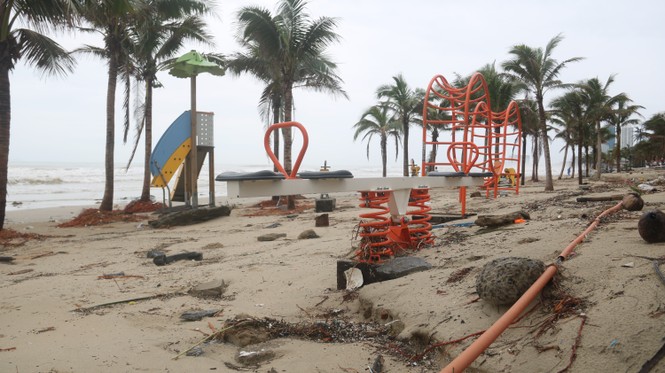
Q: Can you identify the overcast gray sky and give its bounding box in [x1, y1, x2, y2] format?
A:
[10, 0, 665, 173]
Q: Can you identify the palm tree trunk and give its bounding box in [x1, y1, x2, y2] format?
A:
[402, 117, 409, 176]
[283, 84, 295, 210]
[140, 80, 153, 201]
[594, 120, 602, 180]
[531, 134, 539, 181]
[521, 133, 527, 186]
[578, 140, 583, 185]
[0, 63, 10, 229]
[537, 98, 554, 190]
[558, 144, 568, 180]
[570, 147, 576, 178]
[584, 146, 590, 177]
[100, 56, 118, 211]
[272, 96, 281, 173]
[381, 134, 387, 177]
[616, 125, 622, 173]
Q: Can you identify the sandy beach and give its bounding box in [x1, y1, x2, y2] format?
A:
[1, 170, 664, 373]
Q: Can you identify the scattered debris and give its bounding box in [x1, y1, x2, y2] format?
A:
[180, 309, 222, 321]
[447, 267, 474, 284]
[475, 211, 530, 228]
[0, 256, 15, 263]
[73, 292, 185, 313]
[236, 348, 276, 366]
[189, 279, 227, 299]
[148, 206, 232, 228]
[153, 252, 203, 266]
[58, 208, 146, 228]
[315, 214, 329, 227]
[476, 257, 546, 306]
[146, 250, 164, 258]
[185, 346, 204, 357]
[621, 262, 635, 268]
[8, 269, 33, 275]
[257, 233, 286, 242]
[34, 326, 55, 334]
[297, 229, 319, 239]
[576, 194, 623, 203]
[123, 200, 163, 213]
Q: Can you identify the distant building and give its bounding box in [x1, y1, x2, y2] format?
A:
[601, 125, 635, 153]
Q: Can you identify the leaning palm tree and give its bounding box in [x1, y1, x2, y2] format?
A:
[376, 74, 423, 176]
[0, 1, 76, 229]
[578, 76, 627, 179]
[353, 105, 402, 177]
[502, 34, 583, 191]
[126, 0, 215, 202]
[76, 0, 138, 211]
[234, 0, 344, 209]
[607, 96, 643, 172]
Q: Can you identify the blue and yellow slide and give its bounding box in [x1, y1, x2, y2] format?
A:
[150, 111, 192, 188]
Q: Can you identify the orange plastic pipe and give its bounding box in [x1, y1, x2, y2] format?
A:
[441, 200, 624, 373]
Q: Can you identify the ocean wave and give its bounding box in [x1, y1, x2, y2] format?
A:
[9, 177, 65, 185]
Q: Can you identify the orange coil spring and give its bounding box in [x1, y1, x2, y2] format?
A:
[357, 191, 393, 263]
[408, 188, 433, 247]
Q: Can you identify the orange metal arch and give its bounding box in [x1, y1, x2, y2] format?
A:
[263, 121, 309, 179]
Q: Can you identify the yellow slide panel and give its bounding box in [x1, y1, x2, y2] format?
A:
[150, 138, 191, 188]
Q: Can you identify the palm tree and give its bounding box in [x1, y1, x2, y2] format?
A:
[0, 1, 76, 229]
[234, 0, 344, 209]
[578, 75, 627, 179]
[516, 97, 540, 183]
[641, 113, 665, 161]
[502, 34, 583, 191]
[126, 0, 215, 202]
[607, 97, 643, 172]
[551, 90, 586, 184]
[227, 44, 346, 172]
[76, 0, 138, 211]
[376, 74, 423, 176]
[353, 105, 401, 177]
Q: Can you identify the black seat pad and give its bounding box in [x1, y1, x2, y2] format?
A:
[215, 170, 285, 181]
[297, 170, 354, 179]
[427, 171, 465, 177]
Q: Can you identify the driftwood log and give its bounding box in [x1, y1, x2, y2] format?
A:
[148, 205, 232, 228]
[475, 211, 530, 228]
[576, 194, 623, 203]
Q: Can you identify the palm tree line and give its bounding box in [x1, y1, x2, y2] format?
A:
[3, 1, 662, 232]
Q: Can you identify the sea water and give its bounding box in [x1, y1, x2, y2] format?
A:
[7, 161, 404, 211]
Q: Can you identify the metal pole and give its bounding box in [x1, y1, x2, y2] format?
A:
[190, 75, 198, 208]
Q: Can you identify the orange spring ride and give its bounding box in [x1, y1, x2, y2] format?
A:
[407, 187, 433, 248]
[356, 190, 393, 263]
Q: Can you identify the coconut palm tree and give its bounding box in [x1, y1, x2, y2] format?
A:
[376, 74, 423, 176]
[641, 112, 665, 162]
[227, 45, 346, 172]
[607, 96, 643, 172]
[76, 0, 138, 211]
[353, 104, 401, 177]
[0, 1, 76, 229]
[577, 76, 627, 179]
[502, 34, 583, 191]
[516, 97, 540, 183]
[551, 90, 586, 183]
[125, 0, 215, 202]
[234, 0, 344, 209]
